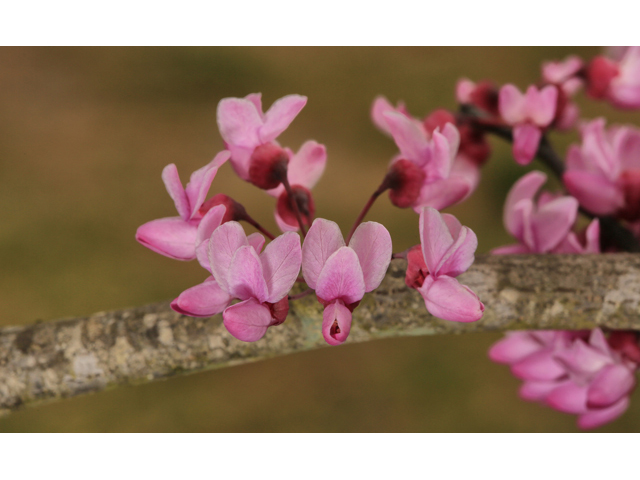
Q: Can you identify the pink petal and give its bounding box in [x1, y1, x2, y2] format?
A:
[587, 364, 636, 408]
[499, 84, 526, 125]
[384, 111, 429, 166]
[315, 247, 365, 305]
[456, 78, 475, 104]
[371, 95, 398, 135]
[418, 275, 484, 323]
[578, 397, 630, 430]
[216, 97, 263, 148]
[184, 151, 230, 219]
[615, 127, 640, 170]
[531, 196, 578, 252]
[440, 123, 461, 163]
[260, 231, 302, 303]
[563, 171, 623, 216]
[348, 221, 392, 292]
[286, 140, 327, 190]
[194, 205, 227, 272]
[584, 219, 601, 253]
[274, 210, 299, 233]
[488, 332, 543, 364]
[419, 207, 454, 274]
[527, 85, 557, 127]
[226, 144, 253, 181]
[301, 218, 346, 289]
[247, 232, 266, 254]
[244, 93, 263, 118]
[588, 328, 612, 356]
[208, 221, 248, 292]
[227, 245, 268, 303]
[554, 340, 613, 377]
[136, 217, 197, 261]
[442, 213, 462, 239]
[504, 171, 547, 239]
[436, 226, 477, 277]
[520, 380, 563, 402]
[413, 176, 471, 212]
[424, 128, 455, 179]
[511, 349, 566, 381]
[223, 298, 272, 342]
[546, 382, 589, 414]
[512, 124, 542, 165]
[322, 301, 353, 346]
[171, 276, 232, 317]
[259, 94, 307, 144]
[161, 163, 190, 220]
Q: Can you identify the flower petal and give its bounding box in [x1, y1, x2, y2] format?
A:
[247, 232, 266, 254]
[520, 380, 562, 402]
[301, 218, 345, 289]
[184, 151, 230, 219]
[527, 85, 557, 127]
[259, 94, 307, 144]
[511, 349, 565, 381]
[315, 247, 365, 305]
[413, 176, 471, 212]
[384, 111, 429, 166]
[208, 221, 248, 292]
[171, 276, 232, 317]
[227, 245, 268, 303]
[371, 95, 398, 135]
[223, 298, 272, 342]
[546, 382, 589, 414]
[531, 195, 578, 252]
[512, 123, 542, 166]
[499, 84, 526, 125]
[286, 140, 327, 190]
[504, 171, 546, 239]
[321, 301, 353, 346]
[418, 275, 484, 323]
[260, 231, 302, 303]
[587, 364, 636, 408]
[489, 332, 543, 364]
[216, 97, 263, 148]
[563, 171, 623, 216]
[161, 163, 190, 220]
[348, 222, 392, 292]
[419, 207, 454, 274]
[136, 217, 197, 261]
[578, 397, 630, 430]
[436, 226, 477, 277]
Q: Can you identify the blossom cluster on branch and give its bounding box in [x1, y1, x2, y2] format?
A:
[137, 47, 640, 430]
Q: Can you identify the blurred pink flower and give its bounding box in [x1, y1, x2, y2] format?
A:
[587, 47, 640, 109]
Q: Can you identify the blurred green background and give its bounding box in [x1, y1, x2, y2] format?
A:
[1, 47, 640, 432]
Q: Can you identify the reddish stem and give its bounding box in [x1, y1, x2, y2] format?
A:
[288, 288, 313, 301]
[346, 182, 389, 244]
[242, 214, 276, 240]
[281, 175, 307, 238]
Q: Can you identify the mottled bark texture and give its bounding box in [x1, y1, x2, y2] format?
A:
[2, 254, 640, 414]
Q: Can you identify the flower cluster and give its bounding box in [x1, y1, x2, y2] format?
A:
[137, 47, 640, 430]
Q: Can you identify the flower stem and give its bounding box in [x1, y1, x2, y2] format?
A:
[281, 175, 307, 238]
[288, 288, 313, 301]
[243, 214, 276, 240]
[346, 182, 389, 244]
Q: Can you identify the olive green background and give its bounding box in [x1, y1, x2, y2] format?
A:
[1, 47, 639, 432]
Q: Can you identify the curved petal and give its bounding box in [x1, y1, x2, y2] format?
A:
[511, 349, 565, 381]
[195, 205, 226, 272]
[531, 196, 578, 252]
[301, 218, 345, 289]
[425, 128, 455, 179]
[223, 298, 272, 342]
[371, 95, 398, 135]
[259, 94, 307, 144]
[185, 151, 230, 218]
[136, 217, 197, 261]
[274, 210, 299, 233]
[161, 163, 189, 220]
[286, 140, 327, 190]
[226, 144, 253, 181]
[520, 380, 563, 402]
[413, 176, 471, 212]
[384, 111, 429, 166]
[315, 247, 365, 305]
[436, 226, 477, 277]
[348, 222, 392, 292]
[615, 127, 640, 170]
[512, 124, 542, 166]
[587, 364, 636, 408]
[208, 221, 248, 292]
[244, 93, 263, 119]
[247, 232, 266, 254]
[504, 171, 546, 239]
[322, 301, 353, 346]
[418, 275, 484, 323]
[489, 332, 543, 364]
[227, 245, 268, 303]
[578, 397, 630, 430]
[528, 85, 557, 126]
[563, 171, 623, 216]
[171, 277, 232, 317]
[419, 207, 453, 274]
[499, 84, 526, 124]
[260, 231, 302, 303]
[546, 382, 589, 414]
[216, 97, 262, 148]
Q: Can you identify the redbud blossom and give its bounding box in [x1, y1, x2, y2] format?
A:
[498, 84, 557, 165]
[216, 93, 307, 185]
[135, 151, 230, 260]
[541, 56, 584, 131]
[563, 118, 640, 221]
[301, 219, 392, 345]
[490, 329, 639, 429]
[171, 222, 302, 342]
[587, 47, 640, 109]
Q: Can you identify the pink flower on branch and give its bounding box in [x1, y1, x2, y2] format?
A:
[498, 84, 557, 165]
[135, 151, 230, 260]
[172, 221, 302, 342]
[490, 329, 640, 429]
[405, 207, 484, 323]
[301, 219, 392, 345]
[563, 118, 640, 221]
[587, 46, 640, 109]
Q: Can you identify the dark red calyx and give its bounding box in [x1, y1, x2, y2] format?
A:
[385, 159, 426, 209]
[469, 81, 500, 116]
[199, 193, 247, 223]
[586, 56, 619, 99]
[617, 169, 640, 221]
[277, 185, 315, 228]
[267, 296, 289, 326]
[248, 143, 289, 190]
[550, 85, 569, 128]
[423, 109, 456, 135]
[405, 245, 428, 289]
[608, 331, 640, 364]
[458, 123, 491, 166]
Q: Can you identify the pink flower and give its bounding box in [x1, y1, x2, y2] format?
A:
[265, 140, 327, 232]
[492, 171, 600, 254]
[498, 84, 558, 165]
[301, 219, 392, 345]
[455, 78, 500, 117]
[563, 118, 640, 221]
[216, 93, 307, 188]
[587, 47, 640, 109]
[371, 96, 476, 212]
[406, 207, 484, 323]
[541, 56, 584, 131]
[171, 221, 302, 342]
[135, 151, 230, 260]
[490, 329, 640, 429]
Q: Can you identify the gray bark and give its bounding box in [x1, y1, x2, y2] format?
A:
[2, 254, 640, 414]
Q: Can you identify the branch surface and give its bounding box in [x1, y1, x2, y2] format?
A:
[2, 254, 640, 414]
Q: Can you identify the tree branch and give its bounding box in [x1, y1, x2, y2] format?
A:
[2, 254, 640, 414]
